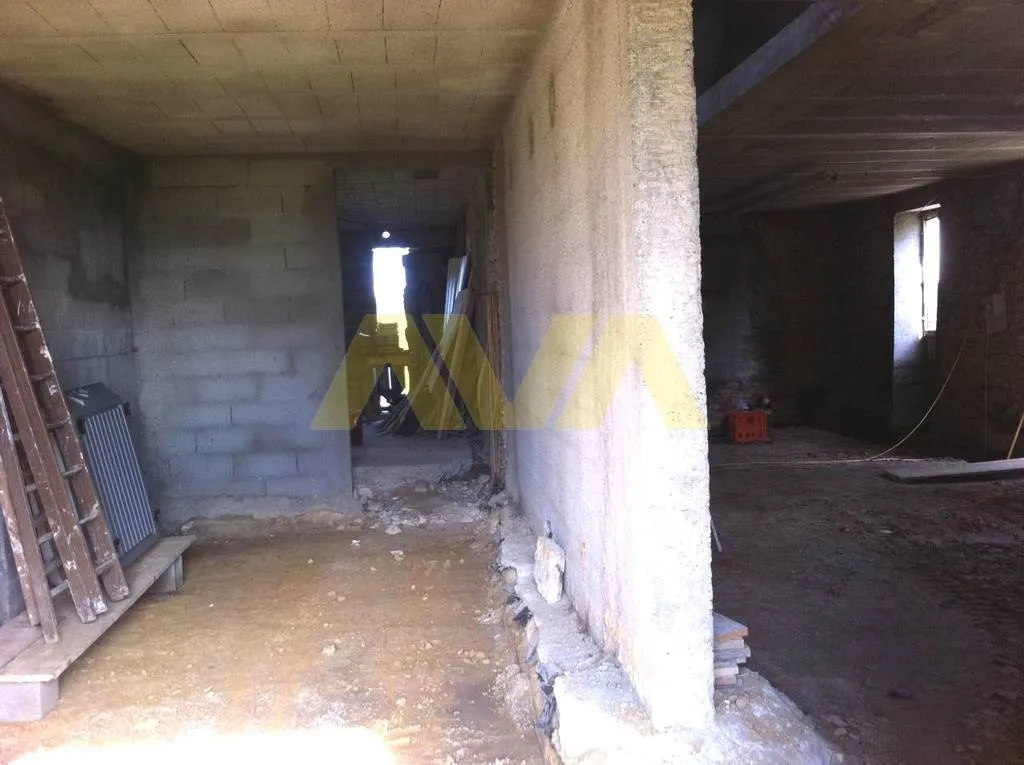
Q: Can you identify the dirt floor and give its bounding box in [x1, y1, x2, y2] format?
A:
[0, 481, 542, 765]
[8, 426, 1022, 764]
[712, 428, 1024, 765]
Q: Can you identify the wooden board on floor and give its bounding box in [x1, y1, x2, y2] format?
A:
[883, 458, 1024, 484]
[0, 536, 194, 683]
[714, 612, 748, 643]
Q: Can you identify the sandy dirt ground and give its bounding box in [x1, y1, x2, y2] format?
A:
[0, 485, 542, 765]
[712, 428, 1024, 765]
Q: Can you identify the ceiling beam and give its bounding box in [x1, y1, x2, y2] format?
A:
[697, 0, 861, 125]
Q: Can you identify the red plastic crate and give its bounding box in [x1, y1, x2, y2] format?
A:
[727, 410, 768, 444]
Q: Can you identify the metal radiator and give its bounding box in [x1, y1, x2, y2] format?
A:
[67, 384, 158, 567]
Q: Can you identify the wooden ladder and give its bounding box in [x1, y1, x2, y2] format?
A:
[0, 200, 128, 635]
[0, 386, 59, 642]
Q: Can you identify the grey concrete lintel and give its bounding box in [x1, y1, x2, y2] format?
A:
[697, 0, 862, 126]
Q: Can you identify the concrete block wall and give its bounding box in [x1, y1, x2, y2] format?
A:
[499, 0, 712, 729]
[133, 157, 352, 524]
[0, 94, 137, 624]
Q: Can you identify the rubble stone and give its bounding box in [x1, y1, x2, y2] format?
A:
[534, 537, 566, 604]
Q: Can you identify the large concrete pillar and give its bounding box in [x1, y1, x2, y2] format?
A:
[500, 0, 711, 730]
[614, 0, 713, 729]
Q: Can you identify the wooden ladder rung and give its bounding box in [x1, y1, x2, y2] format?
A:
[49, 579, 69, 598]
[45, 416, 71, 430]
[25, 466, 101, 489]
[77, 508, 100, 526]
[37, 530, 55, 545]
[30, 370, 55, 383]
[0, 274, 25, 285]
[48, 556, 116, 598]
[14, 324, 40, 333]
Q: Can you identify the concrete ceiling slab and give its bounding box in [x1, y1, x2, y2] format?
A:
[0, 0, 553, 155]
[699, 0, 1024, 211]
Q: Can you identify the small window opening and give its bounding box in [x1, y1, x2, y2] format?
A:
[921, 209, 940, 336]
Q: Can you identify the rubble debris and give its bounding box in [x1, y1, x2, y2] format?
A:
[534, 537, 566, 604]
[487, 491, 510, 509]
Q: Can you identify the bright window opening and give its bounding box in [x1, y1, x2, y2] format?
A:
[372, 247, 411, 404]
[921, 212, 940, 335]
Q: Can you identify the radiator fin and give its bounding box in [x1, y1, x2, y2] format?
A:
[79, 405, 157, 566]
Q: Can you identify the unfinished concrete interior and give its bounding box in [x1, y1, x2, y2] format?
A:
[1, 0, 1024, 762]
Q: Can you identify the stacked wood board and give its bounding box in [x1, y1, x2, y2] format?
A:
[714, 612, 751, 687]
[882, 458, 1024, 484]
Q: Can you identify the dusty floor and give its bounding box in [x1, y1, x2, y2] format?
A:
[712, 428, 1024, 765]
[0, 482, 541, 765]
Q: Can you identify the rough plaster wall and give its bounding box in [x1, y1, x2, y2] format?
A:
[702, 165, 1024, 455]
[702, 207, 894, 439]
[502, 0, 712, 729]
[0, 121, 135, 624]
[702, 212, 842, 425]
[701, 216, 773, 421]
[833, 201, 896, 436]
[745, 170, 1024, 455]
[133, 158, 351, 525]
[934, 168, 1024, 454]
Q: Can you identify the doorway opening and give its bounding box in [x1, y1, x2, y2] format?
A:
[335, 166, 486, 489]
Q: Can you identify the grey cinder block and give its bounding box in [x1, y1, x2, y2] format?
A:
[196, 375, 259, 402]
[0, 680, 59, 722]
[266, 476, 331, 497]
[196, 427, 255, 454]
[235, 451, 298, 478]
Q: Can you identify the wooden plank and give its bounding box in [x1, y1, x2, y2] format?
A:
[882, 458, 1024, 484]
[0, 536, 194, 683]
[0, 613, 41, 669]
[714, 646, 752, 663]
[714, 638, 747, 652]
[714, 612, 749, 643]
